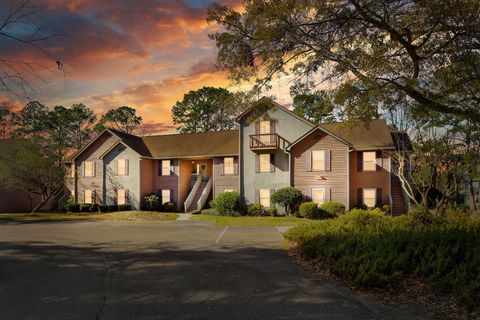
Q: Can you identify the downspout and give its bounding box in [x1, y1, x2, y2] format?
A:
[347, 147, 351, 210]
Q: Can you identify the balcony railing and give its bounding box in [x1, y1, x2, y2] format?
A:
[250, 133, 280, 150]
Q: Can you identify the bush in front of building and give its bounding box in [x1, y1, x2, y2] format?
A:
[90, 204, 99, 212]
[321, 201, 346, 217]
[99, 205, 109, 213]
[118, 204, 132, 211]
[79, 204, 91, 212]
[247, 203, 264, 216]
[210, 191, 241, 216]
[271, 187, 304, 216]
[65, 203, 80, 213]
[298, 202, 318, 219]
[160, 201, 177, 212]
[109, 205, 119, 212]
[144, 193, 160, 211]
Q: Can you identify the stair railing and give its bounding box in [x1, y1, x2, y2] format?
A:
[184, 175, 202, 212]
[196, 176, 213, 211]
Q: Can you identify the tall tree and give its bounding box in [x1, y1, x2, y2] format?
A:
[69, 103, 96, 149]
[0, 108, 12, 139]
[172, 87, 238, 133]
[208, 0, 480, 122]
[292, 92, 336, 123]
[96, 106, 142, 134]
[12, 100, 49, 138]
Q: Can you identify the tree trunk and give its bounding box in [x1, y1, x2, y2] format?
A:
[468, 179, 478, 211]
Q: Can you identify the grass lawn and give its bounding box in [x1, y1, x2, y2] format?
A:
[190, 214, 318, 226]
[0, 211, 178, 222]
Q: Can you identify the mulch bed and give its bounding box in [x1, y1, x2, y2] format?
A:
[286, 243, 476, 320]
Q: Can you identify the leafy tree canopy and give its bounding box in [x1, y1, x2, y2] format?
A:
[292, 91, 336, 123]
[172, 87, 238, 133]
[96, 106, 142, 134]
[208, 0, 480, 122]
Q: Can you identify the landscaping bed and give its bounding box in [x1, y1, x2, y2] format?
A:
[0, 211, 178, 222]
[284, 209, 480, 319]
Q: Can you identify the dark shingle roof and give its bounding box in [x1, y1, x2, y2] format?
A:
[107, 128, 152, 157]
[141, 130, 239, 158]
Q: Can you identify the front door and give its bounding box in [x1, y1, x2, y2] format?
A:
[197, 162, 208, 181]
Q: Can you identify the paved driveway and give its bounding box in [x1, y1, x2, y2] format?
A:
[0, 220, 422, 319]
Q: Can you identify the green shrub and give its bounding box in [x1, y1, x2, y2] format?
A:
[284, 209, 480, 311]
[201, 208, 218, 215]
[247, 203, 264, 216]
[79, 204, 91, 212]
[90, 204, 99, 212]
[108, 205, 118, 212]
[268, 207, 278, 216]
[353, 203, 368, 210]
[321, 201, 346, 217]
[161, 202, 177, 212]
[118, 204, 131, 211]
[99, 205, 109, 213]
[65, 203, 80, 213]
[144, 193, 160, 211]
[298, 202, 317, 219]
[210, 191, 241, 216]
[271, 187, 304, 216]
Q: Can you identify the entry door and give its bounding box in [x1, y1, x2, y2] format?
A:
[197, 162, 208, 181]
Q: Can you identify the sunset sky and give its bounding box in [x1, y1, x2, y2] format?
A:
[0, 0, 295, 134]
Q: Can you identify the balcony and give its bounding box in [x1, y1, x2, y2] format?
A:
[250, 133, 280, 151]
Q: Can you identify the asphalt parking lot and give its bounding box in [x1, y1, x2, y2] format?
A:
[0, 220, 422, 319]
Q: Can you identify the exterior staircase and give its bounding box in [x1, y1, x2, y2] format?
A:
[187, 182, 208, 211]
[391, 175, 407, 215]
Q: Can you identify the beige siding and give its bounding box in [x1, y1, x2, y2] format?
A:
[349, 151, 390, 208]
[139, 159, 154, 208]
[213, 157, 239, 197]
[75, 132, 120, 204]
[291, 131, 349, 207]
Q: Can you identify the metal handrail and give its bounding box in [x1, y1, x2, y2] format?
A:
[197, 176, 212, 211]
[184, 175, 202, 212]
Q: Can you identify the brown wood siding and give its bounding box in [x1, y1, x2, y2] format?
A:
[139, 159, 154, 208]
[349, 151, 390, 208]
[179, 159, 194, 212]
[213, 157, 239, 197]
[291, 131, 349, 207]
[0, 185, 42, 212]
[153, 159, 179, 210]
[75, 132, 120, 204]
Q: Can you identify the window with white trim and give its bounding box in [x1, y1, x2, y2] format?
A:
[84, 161, 94, 177]
[84, 189, 92, 204]
[363, 188, 376, 208]
[311, 188, 326, 205]
[224, 157, 234, 175]
[117, 159, 128, 175]
[161, 189, 171, 204]
[363, 152, 377, 171]
[259, 153, 271, 172]
[259, 120, 271, 143]
[312, 150, 326, 171]
[161, 160, 171, 176]
[259, 189, 271, 207]
[70, 164, 75, 178]
[117, 189, 127, 205]
[224, 189, 234, 193]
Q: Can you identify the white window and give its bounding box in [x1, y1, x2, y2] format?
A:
[224, 189, 234, 193]
[70, 164, 75, 178]
[84, 161, 94, 177]
[117, 159, 128, 175]
[259, 189, 271, 207]
[117, 189, 127, 205]
[162, 160, 171, 176]
[311, 188, 326, 205]
[84, 189, 92, 204]
[224, 157, 234, 175]
[161, 189, 171, 204]
[259, 153, 271, 172]
[363, 188, 376, 208]
[312, 150, 326, 171]
[363, 152, 377, 171]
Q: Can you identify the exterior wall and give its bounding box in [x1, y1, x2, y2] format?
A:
[103, 144, 142, 209]
[213, 156, 240, 197]
[179, 159, 194, 211]
[349, 151, 390, 208]
[240, 106, 313, 208]
[139, 159, 154, 208]
[75, 132, 120, 204]
[152, 159, 180, 210]
[0, 186, 42, 212]
[290, 131, 349, 208]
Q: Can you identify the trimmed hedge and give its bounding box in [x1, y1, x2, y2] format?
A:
[118, 204, 132, 211]
[271, 187, 303, 215]
[247, 203, 263, 216]
[161, 202, 177, 212]
[79, 204, 91, 212]
[284, 209, 480, 311]
[65, 203, 80, 213]
[210, 191, 241, 216]
[298, 202, 318, 219]
[321, 201, 345, 217]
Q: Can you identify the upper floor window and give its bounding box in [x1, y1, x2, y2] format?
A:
[259, 189, 271, 208]
[161, 160, 171, 176]
[84, 161, 94, 177]
[116, 159, 129, 175]
[259, 120, 271, 134]
[259, 153, 272, 173]
[223, 157, 234, 175]
[311, 188, 326, 205]
[84, 189, 93, 204]
[70, 164, 75, 178]
[161, 189, 171, 204]
[312, 150, 326, 171]
[363, 151, 377, 171]
[117, 189, 128, 205]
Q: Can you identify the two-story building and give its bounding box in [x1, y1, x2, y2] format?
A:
[64, 98, 409, 214]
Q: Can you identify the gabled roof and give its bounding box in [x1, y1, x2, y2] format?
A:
[236, 97, 315, 127]
[287, 119, 396, 151]
[141, 130, 238, 159]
